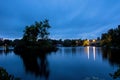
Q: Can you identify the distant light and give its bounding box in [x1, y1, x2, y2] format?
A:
[92, 39, 96, 42]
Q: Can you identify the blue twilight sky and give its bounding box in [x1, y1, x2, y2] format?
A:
[0, 0, 120, 40]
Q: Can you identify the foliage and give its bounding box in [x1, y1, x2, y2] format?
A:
[23, 19, 51, 42]
[62, 39, 82, 47]
[101, 25, 120, 48]
[23, 25, 39, 42]
[0, 39, 13, 46]
[14, 20, 58, 52]
[35, 20, 51, 40]
[110, 68, 120, 79]
[0, 67, 20, 80]
[63, 39, 72, 47]
[0, 39, 4, 46]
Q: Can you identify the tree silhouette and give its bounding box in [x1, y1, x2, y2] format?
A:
[14, 19, 57, 52]
[101, 25, 120, 48]
[23, 19, 51, 42]
[23, 25, 39, 42]
[36, 20, 51, 40]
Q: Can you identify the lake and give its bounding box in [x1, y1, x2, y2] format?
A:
[0, 46, 120, 80]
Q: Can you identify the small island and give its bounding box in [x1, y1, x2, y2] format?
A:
[14, 19, 58, 53]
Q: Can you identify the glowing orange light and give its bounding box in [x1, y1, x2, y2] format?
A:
[92, 39, 96, 42]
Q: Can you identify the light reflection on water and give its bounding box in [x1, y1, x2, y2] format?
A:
[0, 47, 120, 80]
[93, 47, 96, 60]
[86, 46, 90, 59]
[84, 46, 96, 60]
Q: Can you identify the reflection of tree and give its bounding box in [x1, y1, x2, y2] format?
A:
[110, 67, 120, 79]
[0, 67, 21, 80]
[15, 51, 50, 80]
[0, 50, 13, 55]
[102, 48, 120, 79]
[101, 48, 120, 66]
[64, 47, 77, 54]
[72, 47, 76, 54]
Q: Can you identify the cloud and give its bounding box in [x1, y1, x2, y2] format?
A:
[77, 24, 119, 39]
[0, 0, 120, 39]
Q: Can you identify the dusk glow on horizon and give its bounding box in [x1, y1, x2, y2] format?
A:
[0, 0, 120, 39]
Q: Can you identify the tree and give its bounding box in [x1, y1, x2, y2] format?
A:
[3, 39, 13, 46]
[35, 19, 51, 40]
[0, 39, 4, 46]
[23, 25, 39, 42]
[101, 25, 120, 48]
[23, 20, 51, 42]
[14, 20, 58, 52]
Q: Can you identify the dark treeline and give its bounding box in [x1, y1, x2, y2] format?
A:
[0, 38, 99, 48]
[101, 25, 120, 48]
[51, 39, 83, 47]
[0, 38, 99, 47]
[0, 39, 13, 46]
[1, 22, 120, 49]
[51, 39, 99, 47]
[0, 38, 89, 47]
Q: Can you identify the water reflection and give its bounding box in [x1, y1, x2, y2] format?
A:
[0, 50, 13, 55]
[93, 47, 96, 60]
[101, 48, 120, 79]
[85, 46, 90, 59]
[87, 46, 90, 59]
[1, 47, 120, 80]
[84, 46, 96, 60]
[102, 48, 120, 66]
[64, 47, 75, 54]
[71, 47, 76, 54]
[110, 67, 120, 79]
[62, 47, 120, 66]
[15, 51, 50, 80]
[61, 47, 97, 60]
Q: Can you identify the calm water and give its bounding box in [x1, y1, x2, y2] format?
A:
[0, 47, 120, 80]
